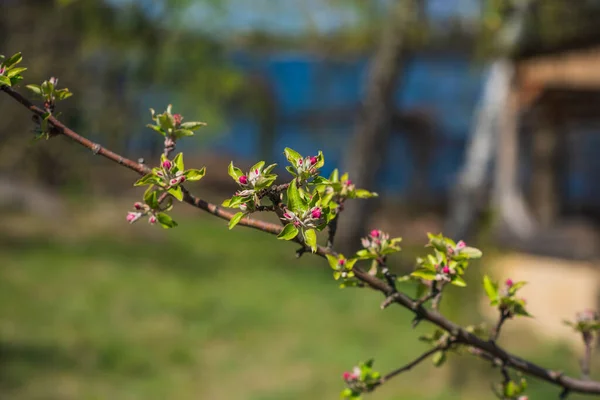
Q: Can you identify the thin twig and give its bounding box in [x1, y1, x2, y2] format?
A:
[374, 343, 450, 388]
[3, 84, 600, 396]
[492, 309, 510, 342]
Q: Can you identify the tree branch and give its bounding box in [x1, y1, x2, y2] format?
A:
[3, 84, 600, 396]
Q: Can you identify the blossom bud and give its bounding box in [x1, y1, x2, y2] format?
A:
[162, 160, 172, 170]
[239, 175, 248, 185]
[338, 259, 346, 267]
[309, 156, 318, 165]
[149, 215, 157, 225]
[442, 266, 450, 274]
[169, 178, 179, 186]
[126, 212, 140, 224]
[173, 113, 183, 126]
[134, 202, 143, 210]
[311, 207, 322, 219]
[456, 240, 466, 249]
[370, 229, 380, 238]
[505, 279, 514, 287]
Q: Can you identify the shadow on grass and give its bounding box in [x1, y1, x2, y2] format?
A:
[0, 340, 78, 390]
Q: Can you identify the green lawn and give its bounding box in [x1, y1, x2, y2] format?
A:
[0, 211, 593, 399]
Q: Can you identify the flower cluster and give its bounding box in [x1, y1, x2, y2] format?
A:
[325, 254, 357, 281]
[280, 206, 323, 229]
[283, 147, 324, 180]
[222, 161, 278, 229]
[564, 309, 600, 342]
[357, 229, 402, 259]
[0, 52, 26, 87]
[483, 275, 531, 319]
[126, 201, 158, 225]
[340, 360, 381, 399]
[146, 104, 206, 139]
[409, 234, 481, 289]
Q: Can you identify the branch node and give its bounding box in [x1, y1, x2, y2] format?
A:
[91, 143, 101, 154]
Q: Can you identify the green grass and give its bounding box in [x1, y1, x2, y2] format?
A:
[0, 213, 594, 399]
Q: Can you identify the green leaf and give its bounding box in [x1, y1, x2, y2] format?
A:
[173, 153, 184, 172]
[226, 196, 246, 209]
[508, 281, 527, 295]
[411, 269, 437, 281]
[504, 381, 517, 397]
[305, 229, 317, 253]
[451, 276, 467, 287]
[228, 162, 244, 181]
[184, 168, 206, 181]
[432, 351, 446, 367]
[173, 129, 194, 139]
[158, 113, 175, 132]
[156, 212, 178, 229]
[326, 254, 339, 269]
[263, 163, 277, 174]
[54, 89, 72, 101]
[458, 246, 482, 259]
[354, 189, 377, 198]
[26, 84, 41, 95]
[222, 198, 232, 207]
[6, 67, 26, 78]
[483, 275, 498, 302]
[180, 121, 206, 130]
[286, 180, 306, 212]
[250, 161, 265, 173]
[144, 188, 159, 209]
[285, 166, 297, 176]
[277, 223, 299, 240]
[146, 124, 165, 136]
[134, 173, 159, 187]
[0, 75, 11, 86]
[168, 186, 183, 201]
[314, 150, 325, 169]
[228, 212, 245, 230]
[3, 52, 22, 68]
[329, 168, 339, 182]
[355, 249, 374, 259]
[284, 147, 302, 165]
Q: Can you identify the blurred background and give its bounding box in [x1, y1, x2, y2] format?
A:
[1, 0, 600, 398]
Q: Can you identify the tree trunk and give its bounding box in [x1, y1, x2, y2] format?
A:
[335, 0, 418, 253]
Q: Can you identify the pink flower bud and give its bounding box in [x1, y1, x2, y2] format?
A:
[149, 215, 157, 224]
[156, 170, 164, 178]
[293, 220, 301, 227]
[173, 113, 183, 126]
[338, 259, 346, 267]
[254, 169, 259, 175]
[311, 207, 322, 219]
[134, 202, 143, 210]
[342, 371, 357, 381]
[344, 179, 352, 186]
[309, 156, 318, 165]
[298, 158, 303, 165]
[442, 266, 450, 274]
[178, 175, 186, 184]
[126, 212, 140, 223]
[283, 212, 292, 219]
[169, 178, 179, 186]
[239, 175, 248, 185]
[162, 160, 172, 170]
[505, 279, 513, 287]
[456, 240, 466, 249]
[240, 203, 248, 212]
[447, 246, 454, 255]
[370, 229, 380, 238]
[0, 67, 5, 75]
